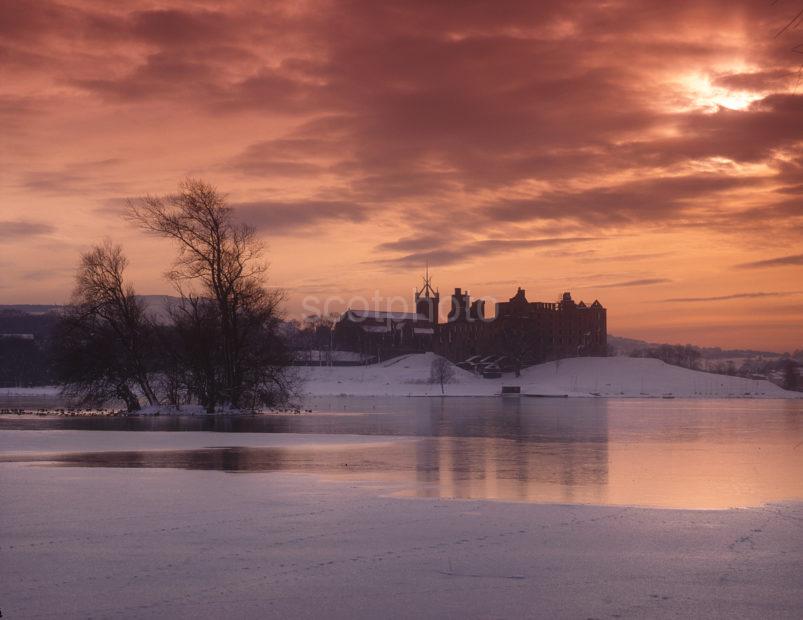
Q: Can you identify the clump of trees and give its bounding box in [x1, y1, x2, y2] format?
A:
[782, 359, 799, 391]
[629, 344, 702, 370]
[53, 242, 159, 411]
[286, 314, 337, 364]
[53, 180, 294, 412]
[0, 333, 56, 387]
[0, 310, 58, 387]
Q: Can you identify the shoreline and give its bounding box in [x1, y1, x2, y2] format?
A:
[1, 390, 802, 419]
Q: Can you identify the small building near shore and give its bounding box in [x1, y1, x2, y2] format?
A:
[333, 309, 435, 360]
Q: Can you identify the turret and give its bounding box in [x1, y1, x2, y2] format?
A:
[469, 299, 485, 321]
[414, 265, 440, 324]
[448, 287, 470, 322]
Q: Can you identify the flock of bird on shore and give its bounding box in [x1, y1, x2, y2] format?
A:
[0, 407, 308, 416]
[0, 408, 128, 416]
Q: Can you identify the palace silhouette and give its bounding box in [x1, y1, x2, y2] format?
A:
[334, 269, 607, 367]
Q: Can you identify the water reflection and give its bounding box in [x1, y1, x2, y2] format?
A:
[0, 397, 612, 441]
[2, 397, 802, 509]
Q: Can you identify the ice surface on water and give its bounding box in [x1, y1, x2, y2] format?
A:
[2, 397, 802, 510]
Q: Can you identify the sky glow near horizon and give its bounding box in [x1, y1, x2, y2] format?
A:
[1, 0, 802, 350]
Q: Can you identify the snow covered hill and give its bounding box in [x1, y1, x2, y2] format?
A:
[300, 353, 799, 398]
[519, 356, 794, 398]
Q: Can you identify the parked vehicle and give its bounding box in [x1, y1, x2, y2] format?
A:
[456, 355, 483, 372]
[481, 363, 502, 378]
[458, 354, 515, 375]
[494, 355, 516, 373]
[475, 355, 501, 372]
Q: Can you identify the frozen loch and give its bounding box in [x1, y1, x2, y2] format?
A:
[1, 397, 802, 619]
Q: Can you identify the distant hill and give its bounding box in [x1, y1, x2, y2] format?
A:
[0, 304, 62, 315]
[134, 295, 184, 322]
[0, 309, 59, 338]
[0, 295, 184, 323]
[608, 334, 782, 360]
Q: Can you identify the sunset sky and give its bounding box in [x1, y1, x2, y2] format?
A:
[1, 0, 802, 350]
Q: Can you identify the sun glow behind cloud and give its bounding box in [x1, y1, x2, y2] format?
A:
[678, 72, 764, 112]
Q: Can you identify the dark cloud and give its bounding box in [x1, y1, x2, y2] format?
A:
[73, 52, 221, 102]
[130, 9, 231, 46]
[595, 252, 674, 262]
[233, 200, 368, 234]
[376, 237, 599, 268]
[21, 267, 73, 282]
[228, 139, 332, 177]
[665, 291, 802, 302]
[736, 253, 803, 269]
[21, 161, 125, 195]
[713, 69, 795, 92]
[595, 278, 672, 288]
[22, 171, 88, 193]
[376, 234, 461, 254]
[486, 174, 761, 226]
[0, 220, 56, 240]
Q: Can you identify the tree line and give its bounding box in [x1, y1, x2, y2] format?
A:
[52, 180, 294, 412]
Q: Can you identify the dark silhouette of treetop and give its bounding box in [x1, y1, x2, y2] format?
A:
[127, 179, 292, 411]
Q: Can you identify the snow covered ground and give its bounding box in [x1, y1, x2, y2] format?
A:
[300, 353, 798, 398]
[2, 354, 798, 403]
[1, 458, 801, 619]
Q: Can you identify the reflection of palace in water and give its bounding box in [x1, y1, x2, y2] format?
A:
[410, 398, 611, 504]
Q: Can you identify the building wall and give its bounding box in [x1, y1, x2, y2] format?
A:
[434, 290, 607, 366]
[333, 314, 434, 361]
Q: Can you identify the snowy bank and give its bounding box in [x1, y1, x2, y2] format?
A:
[300, 353, 800, 398]
[2, 354, 798, 403]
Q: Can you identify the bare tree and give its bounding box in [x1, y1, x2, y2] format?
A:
[429, 356, 455, 395]
[128, 179, 292, 410]
[53, 241, 158, 411]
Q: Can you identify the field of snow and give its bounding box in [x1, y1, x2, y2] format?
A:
[1, 456, 801, 619]
[300, 353, 798, 399]
[2, 354, 797, 403]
